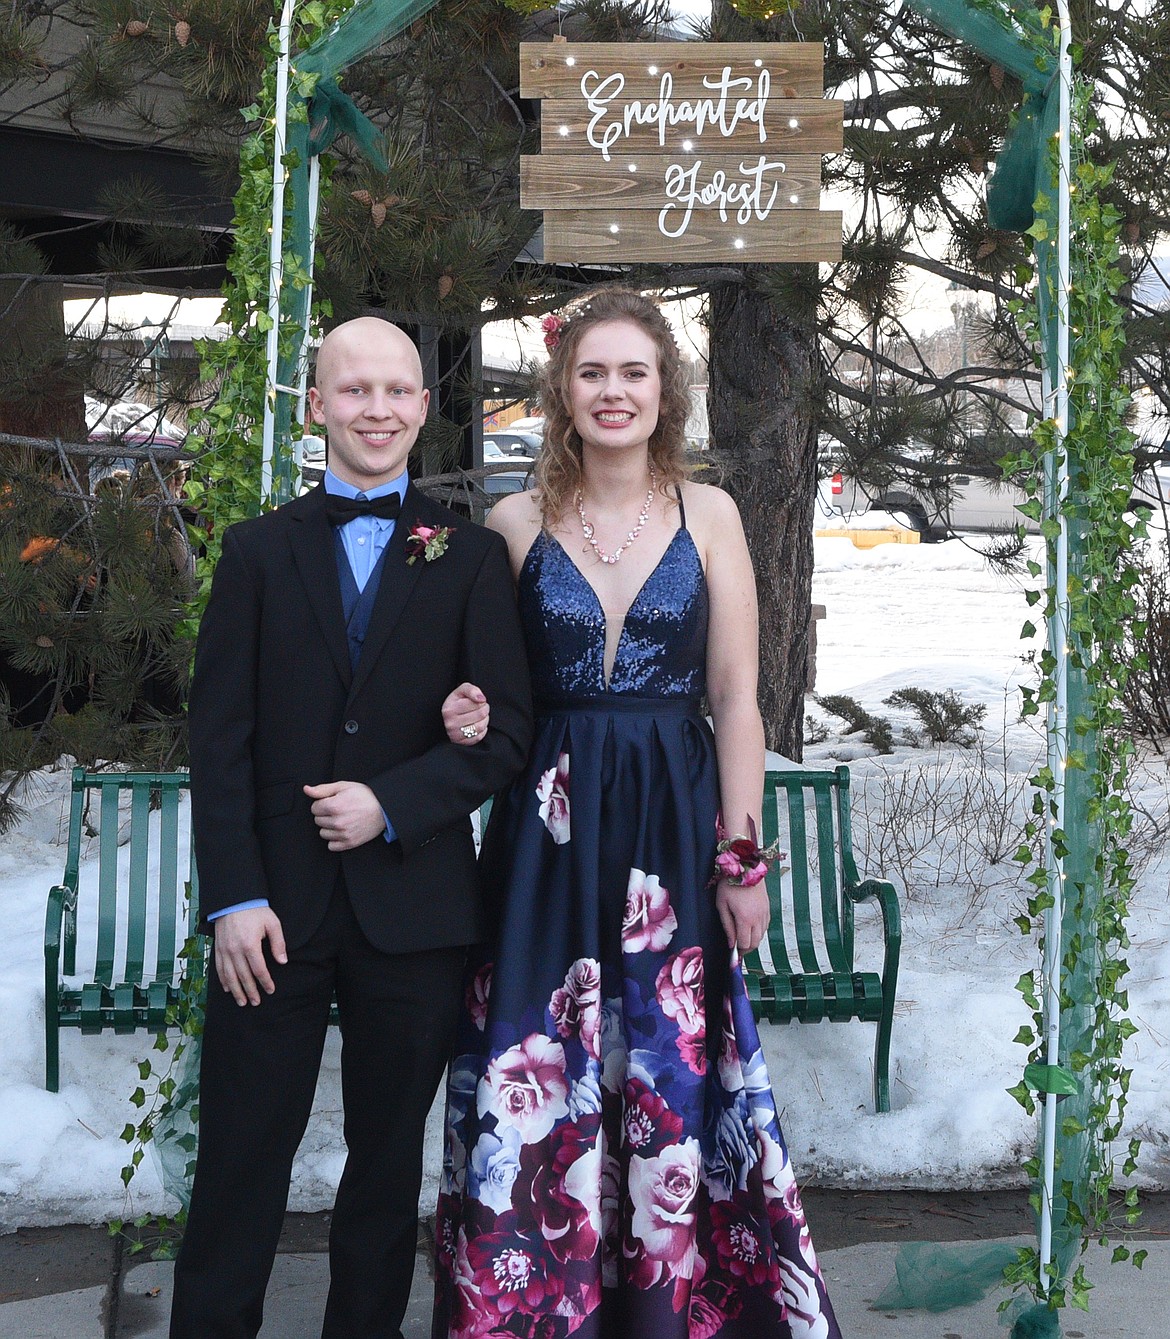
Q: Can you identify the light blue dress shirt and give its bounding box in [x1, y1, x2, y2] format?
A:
[208, 468, 408, 922]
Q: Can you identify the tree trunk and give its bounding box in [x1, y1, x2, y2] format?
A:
[707, 272, 820, 760]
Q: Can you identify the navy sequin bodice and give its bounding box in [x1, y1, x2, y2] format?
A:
[517, 527, 708, 704]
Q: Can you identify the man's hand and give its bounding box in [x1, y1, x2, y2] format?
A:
[715, 880, 770, 958]
[304, 780, 386, 851]
[214, 906, 288, 1007]
[442, 682, 489, 745]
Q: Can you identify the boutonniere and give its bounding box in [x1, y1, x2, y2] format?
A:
[405, 521, 454, 565]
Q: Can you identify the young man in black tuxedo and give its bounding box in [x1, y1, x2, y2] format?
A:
[170, 318, 532, 1339]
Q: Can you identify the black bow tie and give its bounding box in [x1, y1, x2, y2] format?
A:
[325, 492, 402, 526]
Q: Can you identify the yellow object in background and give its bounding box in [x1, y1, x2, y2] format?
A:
[814, 527, 921, 548]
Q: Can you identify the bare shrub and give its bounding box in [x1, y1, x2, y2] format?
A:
[848, 731, 1036, 914]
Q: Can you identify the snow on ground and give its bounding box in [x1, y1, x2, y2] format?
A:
[1, 534, 1168, 1232]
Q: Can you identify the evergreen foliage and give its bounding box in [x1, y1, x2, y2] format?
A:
[884, 686, 987, 744]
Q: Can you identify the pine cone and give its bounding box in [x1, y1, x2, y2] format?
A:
[989, 63, 1005, 90]
[174, 20, 191, 46]
[370, 202, 387, 228]
[351, 189, 373, 206]
[125, 19, 149, 37]
[438, 273, 455, 300]
[976, 238, 998, 260]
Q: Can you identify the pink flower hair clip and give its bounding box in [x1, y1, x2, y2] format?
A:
[541, 313, 567, 351]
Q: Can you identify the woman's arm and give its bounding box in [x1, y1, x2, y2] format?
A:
[440, 492, 542, 744]
[693, 484, 770, 955]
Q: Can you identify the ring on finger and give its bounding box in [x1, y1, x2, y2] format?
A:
[460, 724, 478, 739]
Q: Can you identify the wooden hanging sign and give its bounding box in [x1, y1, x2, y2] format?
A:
[520, 42, 843, 264]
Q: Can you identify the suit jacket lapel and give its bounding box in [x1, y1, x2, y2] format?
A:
[348, 483, 432, 700]
[289, 485, 353, 690]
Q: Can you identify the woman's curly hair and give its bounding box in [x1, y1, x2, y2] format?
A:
[534, 288, 691, 527]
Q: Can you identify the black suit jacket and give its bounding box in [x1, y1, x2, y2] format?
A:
[187, 483, 533, 955]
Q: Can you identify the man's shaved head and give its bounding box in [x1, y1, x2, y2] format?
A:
[314, 318, 424, 392]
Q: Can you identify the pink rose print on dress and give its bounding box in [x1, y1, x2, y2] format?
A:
[656, 946, 706, 1073]
[627, 1138, 701, 1282]
[464, 962, 492, 1032]
[480, 1034, 569, 1144]
[535, 753, 571, 844]
[548, 957, 602, 1060]
[621, 869, 679, 954]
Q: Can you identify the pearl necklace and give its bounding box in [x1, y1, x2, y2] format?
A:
[576, 471, 656, 566]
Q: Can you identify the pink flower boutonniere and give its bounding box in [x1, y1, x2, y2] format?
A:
[405, 521, 454, 565]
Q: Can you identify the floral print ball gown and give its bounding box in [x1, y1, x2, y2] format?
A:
[433, 506, 841, 1339]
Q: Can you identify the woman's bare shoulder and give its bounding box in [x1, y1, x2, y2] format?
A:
[486, 487, 543, 538]
[679, 477, 743, 526]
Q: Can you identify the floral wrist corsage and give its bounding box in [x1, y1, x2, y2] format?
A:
[709, 815, 785, 889]
[406, 521, 454, 565]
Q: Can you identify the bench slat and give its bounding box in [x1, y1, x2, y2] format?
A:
[756, 777, 794, 976]
[125, 783, 151, 984]
[95, 781, 122, 986]
[814, 783, 850, 975]
[155, 786, 181, 983]
[786, 784, 823, 974]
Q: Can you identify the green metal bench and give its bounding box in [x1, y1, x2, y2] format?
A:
[44, 768, 197, 1092]
[743, 765, 901, 1113]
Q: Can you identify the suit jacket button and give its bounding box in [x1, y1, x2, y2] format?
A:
[344, 719, 359, 734]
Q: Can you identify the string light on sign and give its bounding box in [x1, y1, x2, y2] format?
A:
[725, 0, 780, 17]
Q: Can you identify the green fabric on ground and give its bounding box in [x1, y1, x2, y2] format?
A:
[872, 1241, 1021, 1312]
[1011, 1302, 1063, 1337]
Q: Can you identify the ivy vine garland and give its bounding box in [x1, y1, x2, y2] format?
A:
[1001, 76, 1144, 1313]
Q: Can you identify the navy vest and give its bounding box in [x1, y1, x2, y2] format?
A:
[333, 528, 390, 671]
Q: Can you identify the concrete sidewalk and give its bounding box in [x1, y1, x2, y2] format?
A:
[3, 1192, 1167, 1338]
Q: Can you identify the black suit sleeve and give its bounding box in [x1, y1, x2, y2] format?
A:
[369, 532, 533, 855]
[187, 525, 271, 919]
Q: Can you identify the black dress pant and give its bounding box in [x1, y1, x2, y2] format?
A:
[169, 880, 465, 1339]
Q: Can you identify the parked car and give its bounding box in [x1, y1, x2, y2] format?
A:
[483, 464, 536, 506]
[85, 396, 186, 489]
[818, 440, 1170, 539]
[483, 430, 542, 461]
[298, 434, 327, 491]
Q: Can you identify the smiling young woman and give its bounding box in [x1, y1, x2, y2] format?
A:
[431, 288, 842, 1339]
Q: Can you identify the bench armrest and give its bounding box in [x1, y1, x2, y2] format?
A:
[846, 877, 901, 994]
[44, 884, 70, 967]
